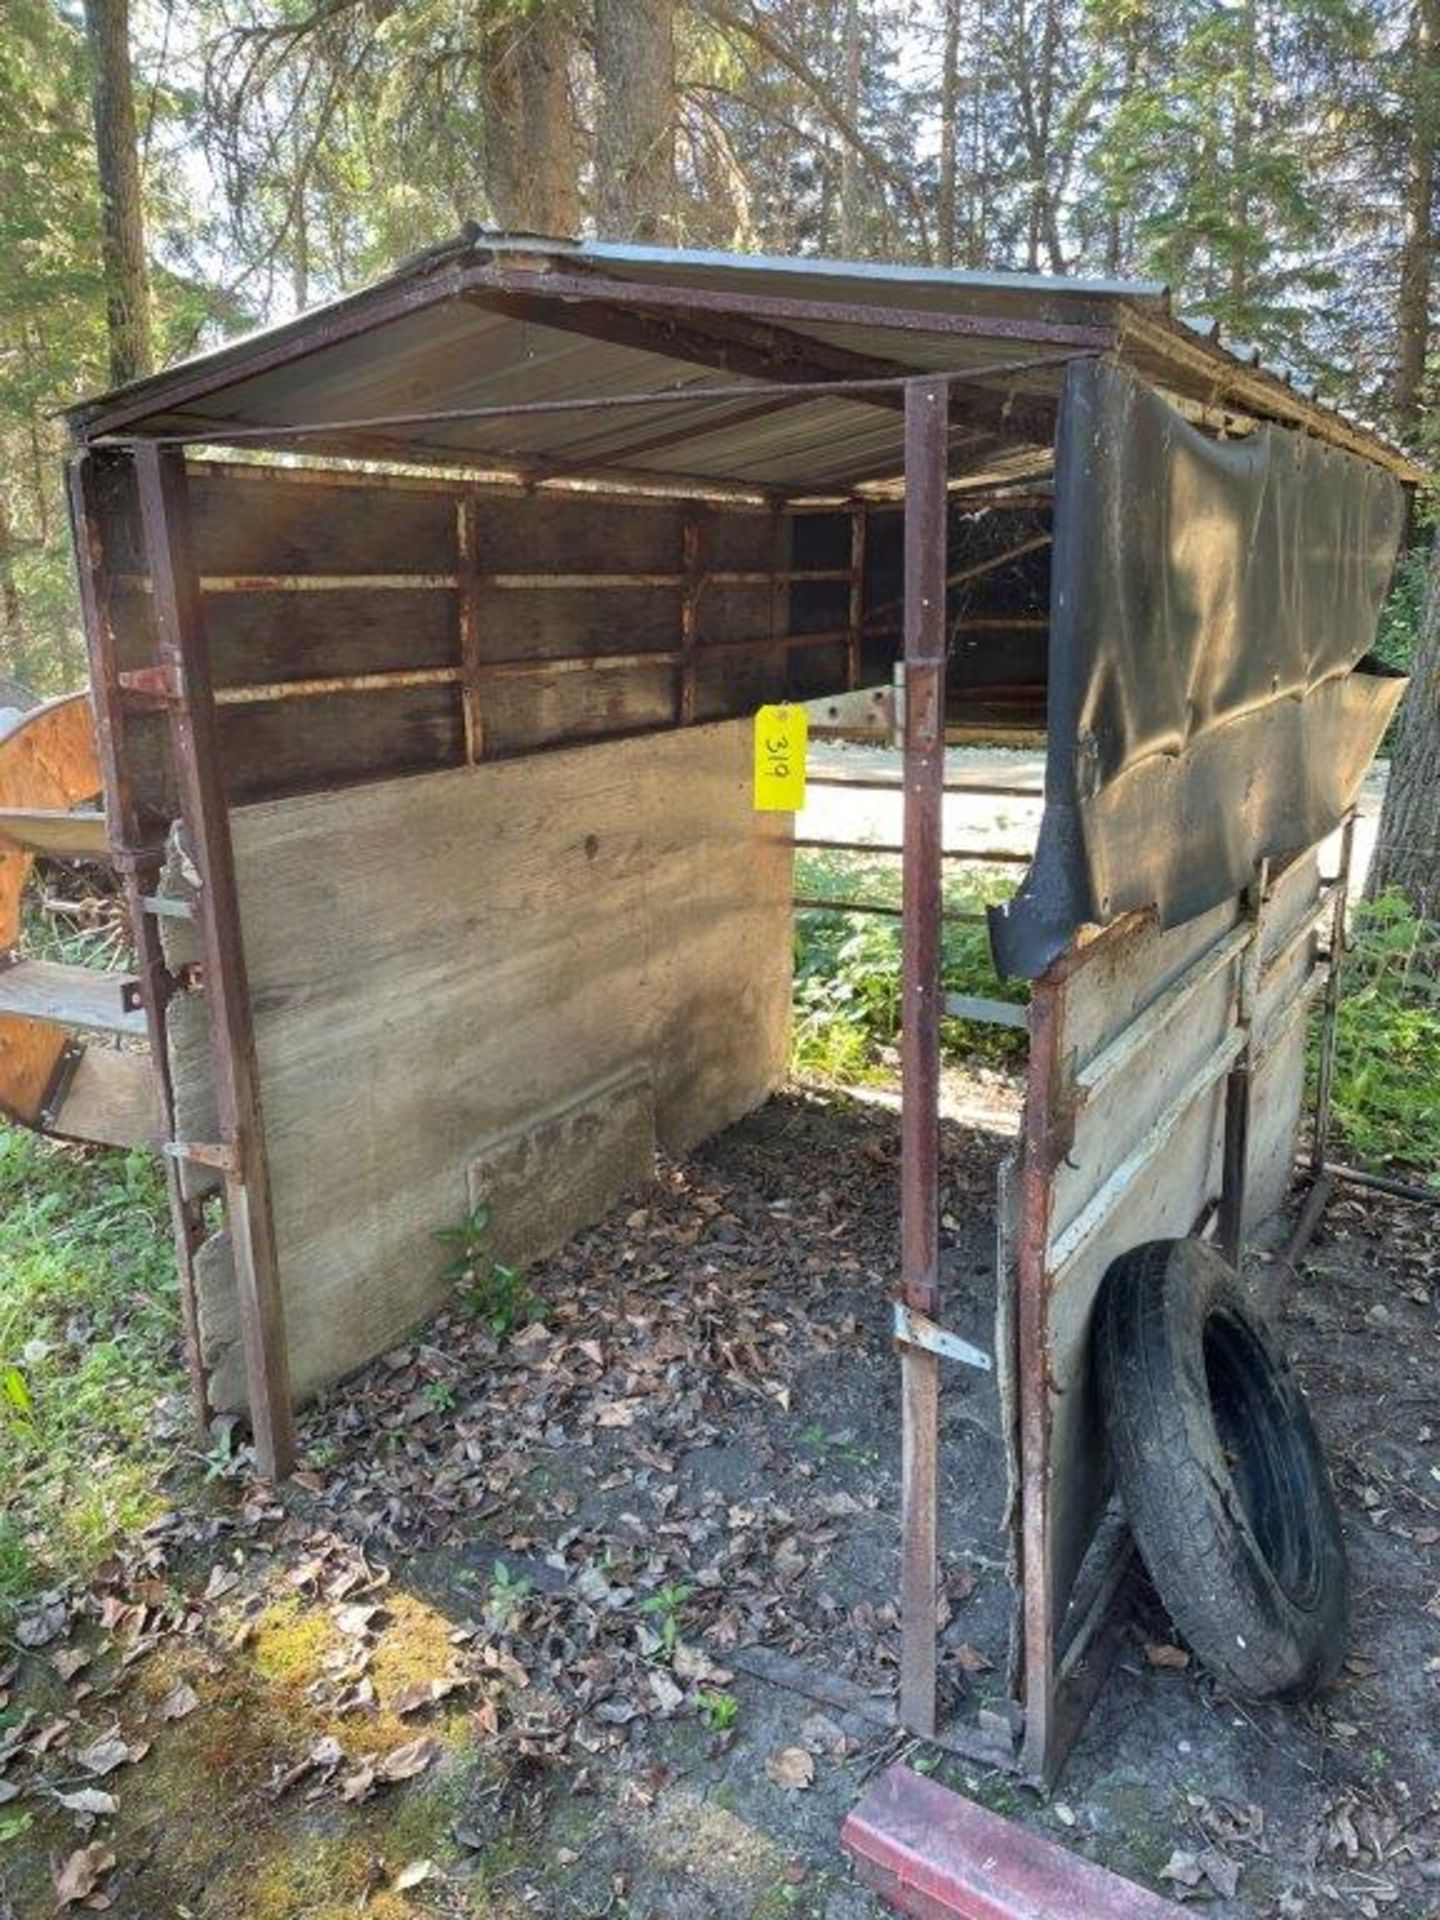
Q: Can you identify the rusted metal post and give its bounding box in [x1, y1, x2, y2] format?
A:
[848, 507, 867, 689]
[133, 441, 297, 1479]
[898, 378, 949, 1736]
[456, 494, 485, 763]
[678, 508, 702, 725]
[1312, 810, 1356, 1172]
[67, 447, 211, 1442]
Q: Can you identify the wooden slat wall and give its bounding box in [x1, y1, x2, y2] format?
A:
[102, 460, 860, 811]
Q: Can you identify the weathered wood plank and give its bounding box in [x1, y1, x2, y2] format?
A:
[187, 469, 457, 574]
[171, 718, 792, 1408]
[0, 809, 110, 859]
[216, 682, 465, 803]
[51, 1044, 159, 1149]
[0, 959, 145, 1035]
[204, 588, 460, 688]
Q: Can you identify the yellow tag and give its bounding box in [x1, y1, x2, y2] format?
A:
[753, 704, 807, 811]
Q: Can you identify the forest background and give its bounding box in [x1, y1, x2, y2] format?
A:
[4, 0, 1440, 905]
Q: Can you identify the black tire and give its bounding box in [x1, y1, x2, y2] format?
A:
[1092, 1236, 1349, 1698]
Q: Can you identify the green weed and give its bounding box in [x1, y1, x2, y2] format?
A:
[1316, 890, 1440, 1185]
[640, 1581, 692, 1658]
[435, 1201, 542, 1338]
[484, 1559, 531, 1634]
[793, 851, 1027, 1080]
[0, 1130, 180, 1609]
[697, 1688, 739, 1731]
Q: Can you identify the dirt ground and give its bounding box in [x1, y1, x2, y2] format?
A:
[1, 1083, 1436, 1919]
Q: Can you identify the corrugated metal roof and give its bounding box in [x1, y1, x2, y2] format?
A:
[68, 229, 1422, 492]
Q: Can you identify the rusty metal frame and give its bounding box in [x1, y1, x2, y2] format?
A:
[896, 377, 950, 1737]
[131, 441, 297, 1478]
[67, 448, 211, 1442]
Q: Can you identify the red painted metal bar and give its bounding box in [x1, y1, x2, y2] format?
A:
[897, 377, 950, 1738]
[844, 1764, 1188, 1919]
[132, 441, 297, 1479]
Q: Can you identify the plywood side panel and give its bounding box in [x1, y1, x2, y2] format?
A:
[210, 718, 790, 1407]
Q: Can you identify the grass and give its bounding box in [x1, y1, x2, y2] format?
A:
[1318, 889, 1440, 1186]
[792, 850, 1027, 1080]
[0, 1128, 182, 1615]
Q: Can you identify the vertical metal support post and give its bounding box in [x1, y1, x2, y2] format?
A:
[678, 508, 702, 725]
[1219, 862, 1267, 1267]
[847, 507, 867, 690]
[133, 442, 296, 1479]
[67, 448, 211, 1441]
[898, 379, 949, 1737]
[769, 506, 788, 661]
[1312, 811, 1357, 1172]
[456, 494, 485, 763]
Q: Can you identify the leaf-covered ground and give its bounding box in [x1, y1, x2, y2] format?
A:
[0, 1090, 1436, 1918]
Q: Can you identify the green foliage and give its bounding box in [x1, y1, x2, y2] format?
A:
[639, 1581, 693, 1658]
[696, 1688, 739, 1731]
[792, 852, 1027, 1081]
[435, 1202, 542, 1339]
[484, 1558, 530, 1634]
[0, 1131, 181, 1610]
[1375, 547, 1431, 672]
[1317, 891, 1440, 1185]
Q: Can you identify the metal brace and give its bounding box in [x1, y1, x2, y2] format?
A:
[892, 1300, 992, 1372]
[164, 1139, 239, 1175]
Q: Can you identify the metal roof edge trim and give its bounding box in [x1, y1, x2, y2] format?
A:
[570, 235, 1172, 304]
[1117, 308, 1427, 486]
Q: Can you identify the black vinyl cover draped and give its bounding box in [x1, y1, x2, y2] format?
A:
[992, 359, 1407, 978]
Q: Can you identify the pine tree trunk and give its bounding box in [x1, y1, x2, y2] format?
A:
[0, 496, 36, 692]
[837, 0, 864, 254]
[1369, 534, 1440, 922]
[594, 0, 676, 242]
[83, 0, 153, 386]
[481, 3, 582, 237]
[1395, 0, 1440, 437]
[937, 0, 961, 269]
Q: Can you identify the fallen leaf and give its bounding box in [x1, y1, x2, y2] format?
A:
[392, 1860, 433, 1890]
[16, 1597, 68, 1650]
[74, 1736, 133, 1778]
[54, 1788, 118, 1818]
[335, 1603, 384, 1638]
[376, 1735, 442, 1783]
[392, 1677, 462, 1717]
[1145, 1642, 1191, 1671]
[51, 1650, 91, 1683]
[158, 1682, 200, 1721]
[339, 1761, 376, 1804]
[648, 1669, 684, 1713]
[53, 1843, 115, 1908]
[765, 1747, 815, 1790]
[954, 1642, 994, 1674]
[1160, 1849, 1205, 1890]
[798, 1712, 850, 1756]
[201, 1566, 240, 1602]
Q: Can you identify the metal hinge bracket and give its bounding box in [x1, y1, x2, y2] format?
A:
[892, 1301, 992, 1372]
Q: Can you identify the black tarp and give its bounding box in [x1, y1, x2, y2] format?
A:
[991, 360, 1407, 979]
